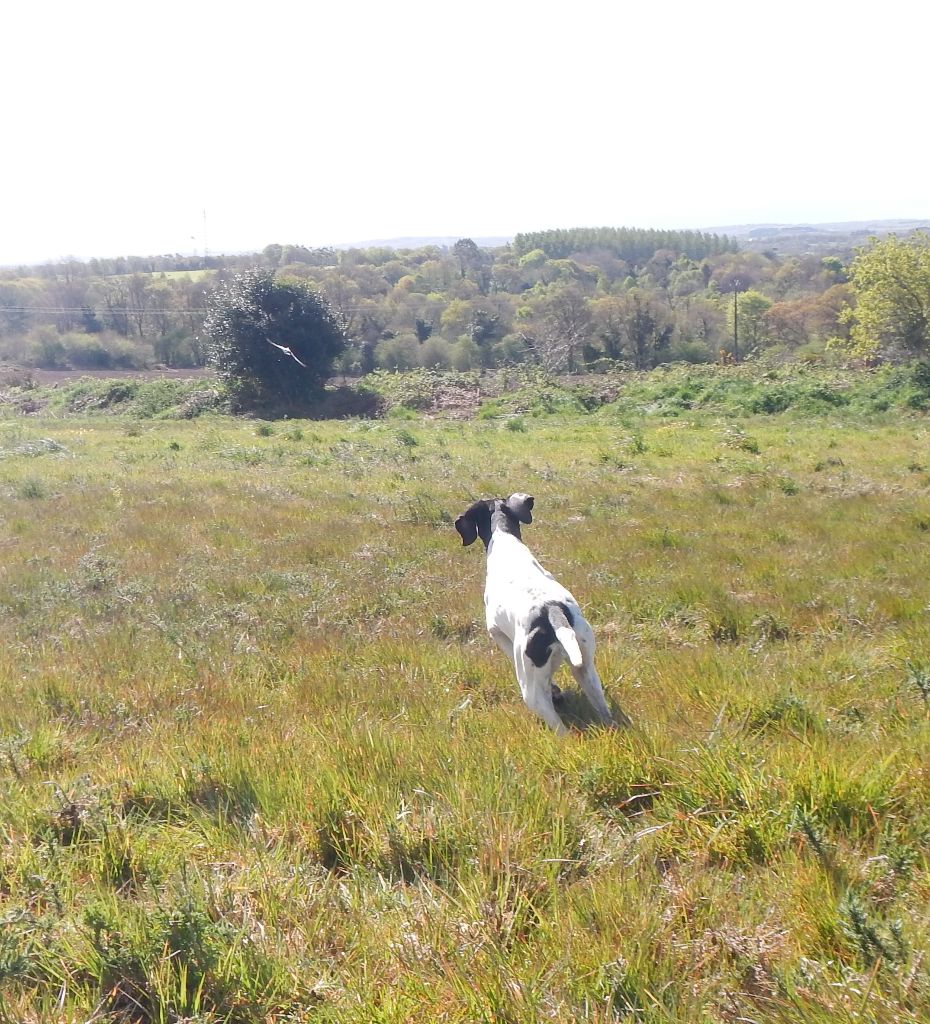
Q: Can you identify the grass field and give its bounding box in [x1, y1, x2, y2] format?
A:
[1, 391, 929, 1021]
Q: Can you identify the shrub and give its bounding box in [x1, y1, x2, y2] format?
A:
[450, 337, 482, 371]
[203, 269, 345, 412]
[374, 333, 420, 371]
[417, 336, 453, 369]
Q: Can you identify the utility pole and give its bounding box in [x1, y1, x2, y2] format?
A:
[732, 277, 741, 363]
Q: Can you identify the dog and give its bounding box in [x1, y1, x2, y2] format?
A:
[455, 492, 630, 734]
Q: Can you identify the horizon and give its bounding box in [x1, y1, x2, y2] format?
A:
[4, 1, 928, 267]
[4, 216, 929, 270]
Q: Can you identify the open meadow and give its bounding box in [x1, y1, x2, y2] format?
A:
[1, 378, 930, 1022]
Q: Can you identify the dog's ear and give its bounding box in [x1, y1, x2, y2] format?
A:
[505, 493, 534, 524]
[456, 499, 493, 546]
[454, 512, 479, 547]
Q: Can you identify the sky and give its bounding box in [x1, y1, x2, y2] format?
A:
[2, 0, 927, 266]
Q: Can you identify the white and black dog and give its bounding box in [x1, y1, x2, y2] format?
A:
[455, 493, 631, 734]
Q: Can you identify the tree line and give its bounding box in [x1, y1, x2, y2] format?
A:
[512, 226, 735, 262]
[1, 226, 928, 374]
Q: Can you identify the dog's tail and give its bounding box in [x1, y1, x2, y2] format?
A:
[548, 603, 583, 668]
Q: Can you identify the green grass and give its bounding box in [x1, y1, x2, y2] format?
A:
[1, 396, 929, 1021]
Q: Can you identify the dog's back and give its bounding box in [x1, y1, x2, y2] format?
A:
[484, 529, 575, 632]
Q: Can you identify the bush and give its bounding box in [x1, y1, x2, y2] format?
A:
[667, 339, 714, 364]
[417, 336, 453, 369]
[450, 337, 481, 370]
[490, 333, 532, 365]
[203, 269, 345, 412]
[374, 333, 420, 371]
[63, 333, 151, 370]
[151, 328, 204, 367]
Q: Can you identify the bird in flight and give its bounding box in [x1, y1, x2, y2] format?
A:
[266, 339, 307, 367]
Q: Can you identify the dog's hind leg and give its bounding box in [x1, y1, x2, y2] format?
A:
[491, 625, 564, 707]
[513, 641, 569, 735]
[570, 660, 628, 727]
[569, 621, 631, 728]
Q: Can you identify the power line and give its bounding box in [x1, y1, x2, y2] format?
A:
[0, 305, 403, 316]
[0, 306, 208, 315]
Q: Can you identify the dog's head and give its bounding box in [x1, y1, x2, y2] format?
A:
[454, 493, 534, 548]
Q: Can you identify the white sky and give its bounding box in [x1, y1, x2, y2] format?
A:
[3, 0, 927, 265]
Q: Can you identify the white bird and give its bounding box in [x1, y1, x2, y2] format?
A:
[266, 339, 307, 367]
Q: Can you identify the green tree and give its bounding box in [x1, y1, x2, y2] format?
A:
[452, 237, 481, 278]
[591, 295, 629, 360]
[600, 289, 672, 369]
[452, 237, 491, 294]
[0, 282, 34, 336]
[727, 289, 772, 355]
[467, 309, 502, 347]
[263, 243, 284, 268]
[203, 269, 345, 410]
[519, 284, 592, 371]
[439, 298, 473, 339]
[629, 291, 673, 369]
[841, 233, 930, 359]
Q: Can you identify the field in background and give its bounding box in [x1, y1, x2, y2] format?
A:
[1, 397, 929, 1021]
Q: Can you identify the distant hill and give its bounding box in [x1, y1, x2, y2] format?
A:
[706, 218, 930, 255]
[332, 235, 512, 250]
[336, 221, 929, 257]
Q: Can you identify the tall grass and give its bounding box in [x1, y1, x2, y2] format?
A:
[0, 403, 929, 1021]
